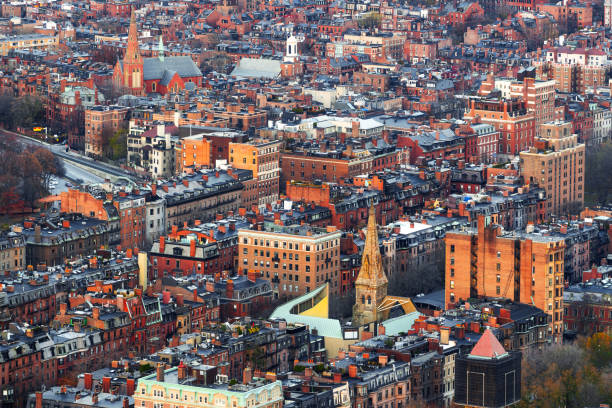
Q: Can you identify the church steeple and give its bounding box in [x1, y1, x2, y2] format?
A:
[125, 9, 142, 64]
[158, 35, 165, 62]
[352, 204, 388, 327]
[119, 7, 144, 95]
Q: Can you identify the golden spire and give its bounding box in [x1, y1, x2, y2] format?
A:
[355, 204, 388, 286]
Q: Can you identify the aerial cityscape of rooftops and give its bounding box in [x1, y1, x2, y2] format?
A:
[1, 0, 612, 406]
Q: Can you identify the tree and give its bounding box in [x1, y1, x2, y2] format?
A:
[101, 128, 128, 161]
[585, 141, 612, 205]
[10, 96, 44, 130]
[358, 12, 382, 29]
[585, 332, 612, 368]
[34, 147, 57, 190]
[519, 343, 612, 407]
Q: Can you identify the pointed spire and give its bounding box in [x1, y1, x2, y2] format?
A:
[124, 7, 142, 63]
[158, 36, 165, 62]
[355, 203, 387, 285]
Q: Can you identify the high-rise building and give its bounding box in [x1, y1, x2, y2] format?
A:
[445, 215, 565, 342]
[454, 329, 522, 408]
[352, 205, 388, 327]
[520, 121, 585, 217]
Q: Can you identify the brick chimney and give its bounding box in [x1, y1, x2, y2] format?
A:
[177, 361, 187, 381]
[226, 279, 234, 298]
[102, 376, 111, 393]
[159, 236, 166, 253]
[92, 307, 100, 320]
[36, 392, 43, 408]
[348, 365, 358, 378]
[243, 366, 252, 384]
[190, 239, 196, 257]
[84, 373, 93, 390]
[122, 397, 129, 408]
[176, 293, 184, 307]
[156, 363, 165, 382]
[152, 183, 157, 196]
[126, 378, 135, 396]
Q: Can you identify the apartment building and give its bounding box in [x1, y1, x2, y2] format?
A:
[135, 365, 283, 408]
[480, 75, 555, 137]
[127, 123, 177, 178]
[84, 105, 129, 157]
[463, 98, 535, 159]
[238, 223, 342, 299]
[445, 215, 565, 342]
[229, 139, 281, 207]
[0, 33, 58, 56]
[520, 121, 585, 217]
[0, 230, 25, 273]
[175, 130, 248, 173]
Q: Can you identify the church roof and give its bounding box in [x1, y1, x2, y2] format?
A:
[143, 56, 202, 81]
[160, 70, 178, 86]
[469, 329, 508, 359]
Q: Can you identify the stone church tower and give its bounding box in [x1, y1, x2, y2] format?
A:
[117, 9, 144, 95]
[352, 205, 388, 327]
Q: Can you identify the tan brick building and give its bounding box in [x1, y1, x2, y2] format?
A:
[520, 121, 585, 217]
[229, 139, 281, 207]
[238, 224, 342, 299]
[445, 215, 565, 343]
[0, 230, 25, 272]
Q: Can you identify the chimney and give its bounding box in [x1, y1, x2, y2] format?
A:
[159, 236, 166, 253]
[177, 361, 187, 381]
[152, 183, 157, 196]
[440, 326, 450, 345]
[243, 366, 252, 384]
[92, 394, 98, 405]
[226, 279, 234, 298]
[193, 289, 198, 302]
[102, 376, 111, 393]
[348, 365, 358, 378]
[378, 354, 388, 366]
[126, 378, 135, 396]
[36, 392, 43, 408]
[84, 373, 93, 390]
[176, 293, 184, 307]
[122, 397, 129, 408]
[333, 373, 342, 383]
[190, 239, 196, 257]
[92, 307, 100, 320]
[62, 219, 70, 228]
[156, 363, 165, 382]
[162, 290, 170, 304]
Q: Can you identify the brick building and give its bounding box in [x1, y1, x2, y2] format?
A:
[84, 105, 129, 157]
[229, 139, 281, 207]
[0, 230, 25, 274]
[445, 215, 566, 343]
[238, 223, 342, 299]
[464, 98, 535, 159]
[520, 121, 585, 218]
